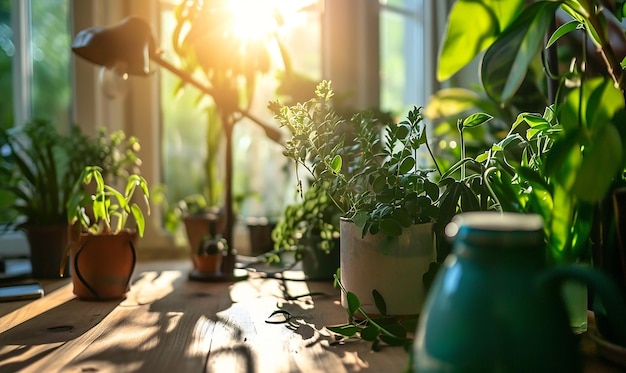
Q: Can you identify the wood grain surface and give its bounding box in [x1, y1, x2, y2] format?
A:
[0, 260, 623, 373]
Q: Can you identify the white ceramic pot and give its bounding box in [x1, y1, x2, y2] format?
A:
[340, 219, 436, 316]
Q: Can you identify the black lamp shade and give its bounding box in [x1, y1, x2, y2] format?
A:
[72, 17, 156, 76]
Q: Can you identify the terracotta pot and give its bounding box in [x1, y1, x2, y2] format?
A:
[23, 224, 70, 279]
[339, 219, 436, 316]
[70, 230, 137, 301]
[183, 212, 224, 256]
[192, 253, 223, 275]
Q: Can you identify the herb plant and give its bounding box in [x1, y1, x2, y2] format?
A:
[270, 81, 440, 238]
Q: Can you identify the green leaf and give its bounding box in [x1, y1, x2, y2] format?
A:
[544, 129, 582, 191]
[361, 325, 380, 341]
[330, 155, 342, 173]
[585, 79, 624, 131]
[572, 123, 622, 202]
[327, 324, 359, 337]
[546, 20, 582, 48]
[462, 112, 493, 128]
[380, 219, 403, 236]
[481, 1, 561, 103]
[399, 157, 415, 174]
[346, 291, 360, 316]
[438, 0, 524, 81]
[372, 289, 387, 316]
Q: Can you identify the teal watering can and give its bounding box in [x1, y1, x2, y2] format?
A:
[414, 212, 626, 373]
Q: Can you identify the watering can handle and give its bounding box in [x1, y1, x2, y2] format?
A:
[540, 266, 626, 347]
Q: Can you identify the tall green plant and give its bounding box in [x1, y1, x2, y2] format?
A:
[438, 0, 626, 264]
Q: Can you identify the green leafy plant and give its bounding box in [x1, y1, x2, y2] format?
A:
[0, 120, 141, 230]
[161, 193, 221, 235]
[438, 0, 626, 261]
[270, 81, 440, 238]
[327, 269, 416, 352]
[271, 182, 340, 260]
[436, 0, 626, 347]
[67, 165, 150, 237]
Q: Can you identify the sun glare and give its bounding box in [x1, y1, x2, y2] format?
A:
[226, 0, 312, 41]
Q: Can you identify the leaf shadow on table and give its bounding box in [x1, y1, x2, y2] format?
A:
[53, 267, 258, 373]
[268, 277, 402, 372]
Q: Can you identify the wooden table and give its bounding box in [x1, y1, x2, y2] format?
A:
[0, 260, 623, 373]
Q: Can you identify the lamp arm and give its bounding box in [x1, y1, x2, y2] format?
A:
[152, 54, 283, 144]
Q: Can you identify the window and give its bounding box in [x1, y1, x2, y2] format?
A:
[0, 0, 71, 256]
[380, 0, 425, 115]
[158, 0, 322, 247]
[4, 0, 445, 257]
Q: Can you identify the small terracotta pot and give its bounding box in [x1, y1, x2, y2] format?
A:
[192, 253, 223, 275]
[70, 230, 137, 301]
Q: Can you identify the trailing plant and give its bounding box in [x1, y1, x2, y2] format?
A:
[327, 269, 417, 352]
[270, 182, 340, 261]
[67, 165, 150, 237]
[270, 80, 440, 238]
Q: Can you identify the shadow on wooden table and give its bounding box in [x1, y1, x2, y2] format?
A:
[53, 267, 252, 372]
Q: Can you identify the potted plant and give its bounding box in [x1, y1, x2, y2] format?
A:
[66, 165, 150, 301]
[270, 81, 441, 316]
[0, 120, 140, 278]
[271, 182, 341, 280]
[191, 233, 227, 278]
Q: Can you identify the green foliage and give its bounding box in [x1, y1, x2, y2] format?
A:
[271, 182, 340, 256]
[270, 81, 440, 238]
[437, 0, 626, 266]
[160, 193, 221, 235]
[438, 0, 525, 81]
[0, 120, 141, 230]
[67, 166, 150, 237]
[327, 269, 416, 352]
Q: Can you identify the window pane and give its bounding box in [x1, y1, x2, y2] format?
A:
[0, 0, 12, 127]
[0, 0, 71, 224]
[31, 0, 71, 125]
[380, 0, 424, 116]
[159, 1, 321, 236]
